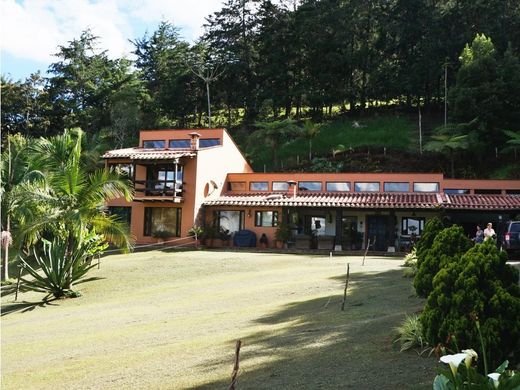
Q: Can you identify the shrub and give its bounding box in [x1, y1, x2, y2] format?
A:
[414, 225, 472, 298]
[188, 225, 204, 237]
[415, 217, 444, 264]
[421, 240, 520, 368]
[20, 232, 107, 298]
[394, 314, 428, 352]
[403, 248, 418, 278]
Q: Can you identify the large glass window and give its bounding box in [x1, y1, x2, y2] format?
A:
[215, 210, 245, 233]
[272, 181, 289, 191]
[144, 207, 181, 236]
[200, 138, 221, 148]
[143, 140, 165, 148]
[384, 182, 409, 192]
[355, 182, 380, 192]
[298, 181, 322, 191]
[255, 211, 278, 227]
[445, 189, 469, 194]
[108, 206, 132, 225]
[146, 165, 183, 194]
[401, 217, 425, 235]
[169, 139, 191, 148]
[250, 182, 269, 191]
[326, 182, 350, 191]
[413, 182, 439, 192]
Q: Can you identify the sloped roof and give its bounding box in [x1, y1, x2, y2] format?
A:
[443, 194, 520, 210]
[203, 192, 439, 209]
[102, 148, 196, 160]
[203, 192, 520, 210]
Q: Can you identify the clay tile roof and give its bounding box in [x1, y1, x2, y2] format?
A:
[442, 194, 520, 210]
[102, 147, 196, 160]
[203, 192, 439, 209]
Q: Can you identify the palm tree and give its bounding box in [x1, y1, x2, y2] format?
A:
[1, 134, 44, 280]
[300, 120, 321, 161]
[249, 119, 300, 170]
[23, 128, 133, 287]
[424, 128, 469, 178]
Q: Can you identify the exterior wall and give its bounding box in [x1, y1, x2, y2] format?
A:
[106, 128, 252, 245]
[442, 179, 520, 194]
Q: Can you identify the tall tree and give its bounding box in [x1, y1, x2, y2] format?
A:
[47, 30, 134, 135]
[133, 22, 196, 128]
[204, 0, 260, 125]
[0, 134, 44, 280]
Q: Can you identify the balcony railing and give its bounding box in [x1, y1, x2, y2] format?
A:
[134, 180, 183, 197]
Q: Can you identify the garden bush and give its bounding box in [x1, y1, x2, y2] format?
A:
[415, 217, 444, 265]
[421, 240, 520, 368]
[414, 225, 472, 298]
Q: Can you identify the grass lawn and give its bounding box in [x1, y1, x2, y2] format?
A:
[1, 250, 436, 389]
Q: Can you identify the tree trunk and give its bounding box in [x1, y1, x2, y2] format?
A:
[1, 216, 10, 281]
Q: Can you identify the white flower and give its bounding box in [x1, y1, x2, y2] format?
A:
[440, 353, 467, 376]
[462, 349, 478, 368]
[487, 373, 500, 388]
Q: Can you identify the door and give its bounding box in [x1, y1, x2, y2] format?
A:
[367, 216, 389, 251]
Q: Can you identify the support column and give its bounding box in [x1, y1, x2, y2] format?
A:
[335, 208, 343, 251]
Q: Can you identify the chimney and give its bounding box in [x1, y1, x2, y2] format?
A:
[287, 180, 297, 198]
[189, 132, 201, 151]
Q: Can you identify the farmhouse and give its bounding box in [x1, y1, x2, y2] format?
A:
[104, 128, 520, 251]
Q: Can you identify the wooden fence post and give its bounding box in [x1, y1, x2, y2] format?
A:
[229, 340, 242, 390]
[341, 263, 350, 311]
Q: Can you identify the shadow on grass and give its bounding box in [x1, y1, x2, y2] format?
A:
[1, 297, 59, 316]
[191, 269, 435, 390]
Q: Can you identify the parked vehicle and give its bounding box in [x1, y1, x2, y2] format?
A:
[499, 221, 520, 257]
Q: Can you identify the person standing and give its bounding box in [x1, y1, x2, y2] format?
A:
[484, 222, 496, 241]
[474, 225, 484, 244]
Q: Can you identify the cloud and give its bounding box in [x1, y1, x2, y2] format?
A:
[1, 0, 224, 66]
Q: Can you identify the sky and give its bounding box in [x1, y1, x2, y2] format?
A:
[1, 0, 225, 81]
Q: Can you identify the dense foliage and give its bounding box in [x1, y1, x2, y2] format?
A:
[414, 225, 472, 298]
[2, 1, 520, 176]
[421, 240, 520, 368]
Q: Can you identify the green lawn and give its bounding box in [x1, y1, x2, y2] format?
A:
[1, 250, 436, 389]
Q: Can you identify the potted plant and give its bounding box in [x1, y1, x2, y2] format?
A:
[188, 225, 204, 247]
[274, 221, 290, 249]
[202, 225, 218, 247]
[218, 227, 232, 247]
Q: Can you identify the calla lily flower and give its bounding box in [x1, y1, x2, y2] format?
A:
[487, 373, 500, 388]
[440, 353, 467, 376]
[462, 349, 478, 368]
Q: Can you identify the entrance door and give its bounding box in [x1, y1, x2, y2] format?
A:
[367, 216, 389, 251]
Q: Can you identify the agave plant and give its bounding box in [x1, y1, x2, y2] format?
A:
[19, 231, 107, 298]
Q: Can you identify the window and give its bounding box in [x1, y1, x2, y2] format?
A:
[108, 206, 131, 225]
[169, 139, 191, 148]
[474, 189, 501, 194]
[255, 211, 278, 227]
[272, 181, 289, 191]
[445, 189, 469, 194]
[215, 210, 245, 233]
[401, 217, 425, 235]
[228, 182, 246, 191]
[200, 138, 221, 148]
[384, 182, 409, 192]
[142, 140, 165, 148]
[298, 181, 322, 191]
[326, 182, 350, 191]
[413, 182, 439, 192]
[146, 165, 183, 194]
[109, 163, 133, 177]
[506, 189, 520, 194]
[144, 207, 181, 236]
[355, 182, 380, 192]
[250, 182, 269, 191]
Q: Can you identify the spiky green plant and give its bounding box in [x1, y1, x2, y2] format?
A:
[394, 314, 428, 352]
[20, 231, 107, 298]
